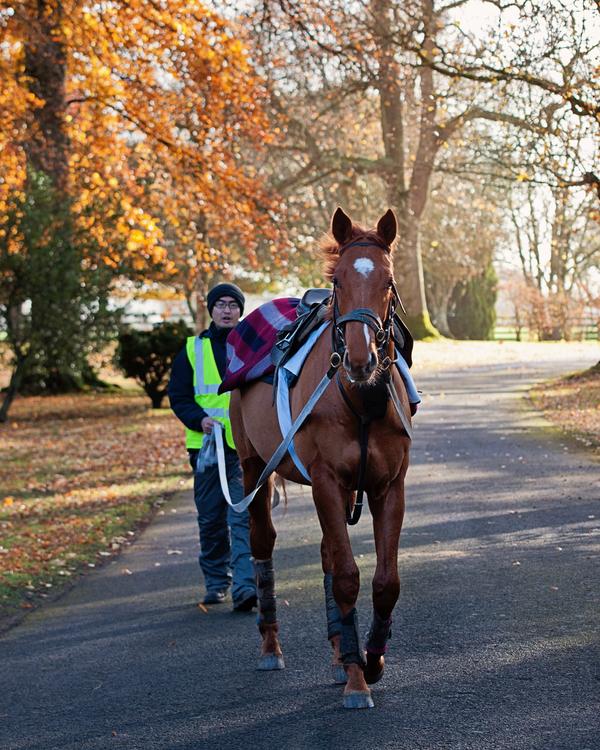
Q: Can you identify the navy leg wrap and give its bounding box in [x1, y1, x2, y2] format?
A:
[255, 559, 277, 626]
[340, 608, 366, 667]
[323, 573, 342, 639]
[365, 610, 392, 655]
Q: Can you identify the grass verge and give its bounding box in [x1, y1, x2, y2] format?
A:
[0, 391, 189, 629]
[529, 361, 600, 456]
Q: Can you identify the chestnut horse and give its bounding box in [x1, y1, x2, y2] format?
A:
[229, 207, 412, 709]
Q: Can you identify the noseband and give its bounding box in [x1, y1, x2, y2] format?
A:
[331, 292, 395, 373]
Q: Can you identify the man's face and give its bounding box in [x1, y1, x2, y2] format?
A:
[210, 296, 241, 328]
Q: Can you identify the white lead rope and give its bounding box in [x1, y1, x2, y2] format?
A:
[212, 421, 235, 508]
[212, 421, 280, 514]
[220, 366, 337, 514]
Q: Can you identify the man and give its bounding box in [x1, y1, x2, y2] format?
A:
[168, 282, 257, 611]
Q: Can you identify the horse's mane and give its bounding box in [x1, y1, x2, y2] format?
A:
[320, 224, 388, 280]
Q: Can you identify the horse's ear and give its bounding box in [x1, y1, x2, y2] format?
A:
[331, 207, 353, 246]
[377, 209, 397, 247]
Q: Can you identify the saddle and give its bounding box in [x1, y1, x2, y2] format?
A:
[271, 289, 331, 372]
[270, 288, 414, 392]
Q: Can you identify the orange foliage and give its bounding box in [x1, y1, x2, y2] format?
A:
[530, 365, 600, 453]
[0, 1, 282, 280]
[0, 391, 189, 616]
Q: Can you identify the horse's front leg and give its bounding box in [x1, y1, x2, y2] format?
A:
[313, 469, 373, 709]
[321, 538, 345, 684]
[364, 472, 406, 684]
[242, 458, 284, 671]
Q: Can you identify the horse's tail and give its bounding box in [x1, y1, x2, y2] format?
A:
[274, 474, 289, 510]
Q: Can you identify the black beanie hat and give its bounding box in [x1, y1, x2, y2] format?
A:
[206, 282, 245, 316]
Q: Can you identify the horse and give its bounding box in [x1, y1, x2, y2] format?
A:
[229, 207, 412, 709]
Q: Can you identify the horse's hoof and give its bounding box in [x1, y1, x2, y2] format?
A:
[332, 664, 347, 684]
[343, 690, 374, 709]
[363, 653, 385, 685]
[257, 654, 285, 671]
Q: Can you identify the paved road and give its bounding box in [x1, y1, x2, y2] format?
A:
[2, 349, 599, 750]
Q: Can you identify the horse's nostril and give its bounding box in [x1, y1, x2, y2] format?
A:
[343, 349, 377, 380]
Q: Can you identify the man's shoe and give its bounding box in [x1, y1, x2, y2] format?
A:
[203, 590, 227, 605]
[233, 592, 257, 612]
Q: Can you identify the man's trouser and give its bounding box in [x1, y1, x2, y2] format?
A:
[191, 450, 255, 603]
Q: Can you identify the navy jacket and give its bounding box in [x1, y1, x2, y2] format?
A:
[168, 323, 232, 446]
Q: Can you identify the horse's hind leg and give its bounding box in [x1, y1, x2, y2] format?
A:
[242, 456, 284, 671]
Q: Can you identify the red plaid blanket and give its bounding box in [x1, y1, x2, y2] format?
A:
[219, 298, 299, 393]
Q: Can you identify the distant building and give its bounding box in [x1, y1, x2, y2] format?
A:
[113, 293, 279, 330]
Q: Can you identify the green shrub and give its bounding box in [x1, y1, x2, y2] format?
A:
[117, 321, 192, 408]
[449, 263, 497, 340]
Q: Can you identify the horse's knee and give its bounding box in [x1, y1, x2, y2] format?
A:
[332, 559, 360, 612]
[372, 570, 400, 613]
[250, 525, 276, 560]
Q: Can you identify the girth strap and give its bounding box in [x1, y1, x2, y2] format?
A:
[336, 374, 369, 526]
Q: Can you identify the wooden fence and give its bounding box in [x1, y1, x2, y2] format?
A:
[494, 317, 599, 342]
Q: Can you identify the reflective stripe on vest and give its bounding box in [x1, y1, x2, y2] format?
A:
[185, 336, 236, 451]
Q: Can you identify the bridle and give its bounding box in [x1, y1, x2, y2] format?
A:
[330, 237, 403, 374]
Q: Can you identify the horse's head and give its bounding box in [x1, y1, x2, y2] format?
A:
[323, 207, 398, 384]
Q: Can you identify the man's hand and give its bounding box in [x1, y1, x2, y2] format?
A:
[201, 417, 216, 435]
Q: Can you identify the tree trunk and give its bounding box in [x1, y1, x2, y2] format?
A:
[0, 354, 28, 423]
[394, 213, 437, 336]
[374, 0, 439, 338]
[24, 1, 69, 190]
[194, 213, 210, 333]
[150, 391, 165, 409]
[426, 281, 454, 338]
[20, 1, 93, 393]
[195, 275, 209, 333]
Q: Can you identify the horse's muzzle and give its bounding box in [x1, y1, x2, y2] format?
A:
[343, 350, 378, 383]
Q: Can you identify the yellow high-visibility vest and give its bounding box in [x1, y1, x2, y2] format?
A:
[185, 336, 235, 450]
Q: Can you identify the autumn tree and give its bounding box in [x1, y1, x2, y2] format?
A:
[247, 0, 598, 338]
[505, 181, 599, 339]
[0, 1, 283, 418]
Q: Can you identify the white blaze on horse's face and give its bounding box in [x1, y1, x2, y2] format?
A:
[353, 257, 374, 277]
